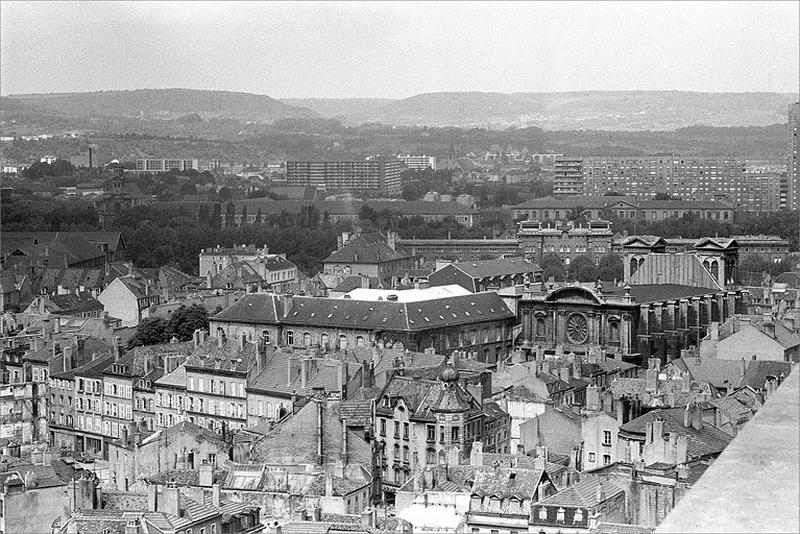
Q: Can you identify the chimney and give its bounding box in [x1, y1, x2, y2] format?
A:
[240, 335, 247, 350]
[681, 372, 691, 394]
[124, 518, 142, 534]
[645, 367, 657, 392]
[651, 418, 664, 444]
[63, 345, 74, 372]
[676, 435, 688, 464]
[212, 483, 221, 508]
[683, 403, 692, 428]
[740, 357, 747, 380]
[470, 441, 484, 466]
[147, 484, 158, 512]
[692, 402, 702, 431]
[199, 462, 213, 487]
[206, 271, 212, 289]
[361, 509, 374, 529]
[160, 486, 180, 517]
[114, 336, 122, 361]
[325, 472, 334, 497]
[586, 385, 600, 411]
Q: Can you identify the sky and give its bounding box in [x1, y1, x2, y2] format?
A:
[1, 1, 798, 98]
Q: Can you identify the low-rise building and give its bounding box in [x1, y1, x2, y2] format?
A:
[429, 256, 541, 293]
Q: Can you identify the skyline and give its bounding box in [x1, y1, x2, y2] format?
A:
[1, 1, 799, 98]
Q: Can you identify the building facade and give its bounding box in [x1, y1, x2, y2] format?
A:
[286, 159, 404, 195]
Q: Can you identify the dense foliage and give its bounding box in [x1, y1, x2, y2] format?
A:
[127, 304, 210, 348]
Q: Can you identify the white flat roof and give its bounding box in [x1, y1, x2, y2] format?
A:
[343, 284, 471, 302]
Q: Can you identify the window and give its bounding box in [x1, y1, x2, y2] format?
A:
[439, 426, 445, 443]
[574, 508, 584, 523]
[538, 507, 547, 520]
[426, 448, 436, 464]
[339, 334, 347, 349]
[380, 418, 386, 436]
[602, 430, 612, 446]
[394, 421, 400, 438]
[356, 336, 365, 347]
[451, 426, 460, 441]
[287, 331, 294, 345]
[588, 452, 596, 463]
[557, 508, 565, 522]
[303, 332, 311, 347]
[403, 445, 409, 462]
[603, 454, 611, 465]
[426, 425, 435, 442]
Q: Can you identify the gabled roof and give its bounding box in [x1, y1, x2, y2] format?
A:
[324, 232, 411, 264]
[211, 293, 283, 324]
[444, 256, 541, 279]
[740, 360, 792, 390]
[534, 476, 626, 509]
[470, 466, 544, 499]
[283, 292, 514, 332]
[618, 407, 732, 458]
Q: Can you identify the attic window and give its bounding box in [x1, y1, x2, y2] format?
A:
[471, 302, 476, 306]
[293, 312, 298, 316]
[509, 472, 516, 480]
[490, 308, 495, 313]
[439, 315, 444, 320]
[465, 312, 470, 317]
[327, 314, 333, 319]
[424, 317, 430, 322]
[310, 313, 315, 318]
[382, 318, 388, 323]
[452, 313, 457, 318]
[445, 305, 450, 309]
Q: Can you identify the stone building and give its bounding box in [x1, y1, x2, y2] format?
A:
[374, 362, 484, 500]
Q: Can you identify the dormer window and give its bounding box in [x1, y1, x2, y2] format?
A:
[382, 396, 390, 408]
[573, 508, 584, 524]
[538, 507, 547, 520]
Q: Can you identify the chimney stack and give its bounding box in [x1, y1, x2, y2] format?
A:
[114, 336, 122, 361]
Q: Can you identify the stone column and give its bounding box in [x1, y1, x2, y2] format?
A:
[652, 303, 663, 333]
[621, 313, 632, 355]
[716, 294, 725, 323]
[691, 297, 702, 345]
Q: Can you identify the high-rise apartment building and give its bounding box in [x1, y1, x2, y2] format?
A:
[135, 159, 199, 173]
[286, 159, 403, 195]
[582, 156, 746, 202]
[396, 153, 437, 171]
[553, 156, 584, 195]
[789, 102, 799, 210]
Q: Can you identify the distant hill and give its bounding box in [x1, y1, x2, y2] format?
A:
[280, 98, 393, 120]
[6, 89, 319, 123]
[286, 91, 799, 130]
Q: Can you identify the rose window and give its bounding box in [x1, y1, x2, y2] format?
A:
[566, 313, 589, 344]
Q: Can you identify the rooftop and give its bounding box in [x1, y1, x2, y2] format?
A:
[655, 368, 800, 533]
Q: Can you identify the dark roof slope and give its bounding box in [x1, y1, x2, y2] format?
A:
[211, 293, 283, 324]
[324, 233, 411, 264]
[283, 292, 513, 332]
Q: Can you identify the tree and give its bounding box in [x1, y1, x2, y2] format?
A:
[568, 255, 598, 282]
[540, 253, 567, 282]
[597, 253, 624, 282]
[128, 317, 169, 348]
[166, 304, 209, 341]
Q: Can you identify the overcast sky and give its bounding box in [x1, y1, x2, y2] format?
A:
[1, 1, 798, 98]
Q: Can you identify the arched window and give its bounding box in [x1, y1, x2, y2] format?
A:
[426, 448, 436, 464]
[557, 507, 565, 522]
[538, 507, 548, 520]
[356, 336, 365, 347]
[321, 333, 329, 348]
[302, 332, 311, 347]
[287, 331, 294, 345]
[339, 334, 348, 349]
[574, 508, 584, 523]
[438, 450, 446, 464]
[630, 257, 639, 276]
[609, 321, 620, 343]
[536, 317, 546, 338]
[262, 329, 270, 343]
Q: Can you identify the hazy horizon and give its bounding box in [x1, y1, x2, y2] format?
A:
[2, 1, 799, 98]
